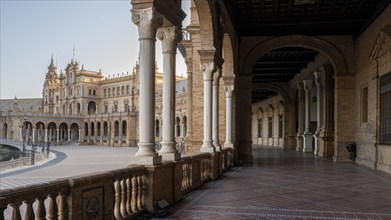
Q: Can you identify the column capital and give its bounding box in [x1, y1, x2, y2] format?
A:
[213, 68, 222, 85]
[201, 61, 216, 81]
[157, 26, 182, 53]
[303, 80, 313, 92]
[225, 85, 234, 97]
[314, 70, 325, 86]
[131, 7, 163, 40]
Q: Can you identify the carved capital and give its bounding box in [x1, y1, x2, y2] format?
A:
[225, 85, 234, 97]
[131, 7, 163, 40]
[202, 62, 216, 81]
[157, 26, 182, 53]
[303, 80, 313, 93]
[213, 69, 222, 85]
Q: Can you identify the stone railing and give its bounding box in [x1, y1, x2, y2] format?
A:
[0, 149, 235, 219]
[0, 153, 44, 172]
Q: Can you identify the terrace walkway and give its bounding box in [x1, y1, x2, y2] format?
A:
[167, 146, 391, 220]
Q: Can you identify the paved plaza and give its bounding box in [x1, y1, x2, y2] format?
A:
[1, 145, 390, 219]
[167, 146, 391, 220]
[0, 144, 138, 190]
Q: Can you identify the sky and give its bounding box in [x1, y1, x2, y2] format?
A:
[0, 0, 190, 99]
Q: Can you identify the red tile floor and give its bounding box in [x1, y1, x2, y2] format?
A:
[166, 146, 391, 219]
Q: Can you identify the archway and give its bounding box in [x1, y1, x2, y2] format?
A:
[59, 122, 68, 142]
[2, 123, 8, 139]
[84, 122, 89, 137]
[88, 101, 96, 115]
[97, 122, 101, 138]
[70, 123, 79, 141]
[182, 116, 187, 137]
[48, 122, 57, 142]
[122, 120, 127, 142]
[91, 122, 95, 137]
[155, 119, 160, 138]
[176, 117, 181, 137]
[103, 121, 108, 137]
[35, 122, 45, 146]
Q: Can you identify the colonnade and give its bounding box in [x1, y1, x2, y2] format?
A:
[131, 7, 235, 164]
[295, 68, 334, 156]
[81, 119, 131, 147]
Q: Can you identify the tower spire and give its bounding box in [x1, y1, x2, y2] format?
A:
[51, 53, 54, 65]
[72, 45, 76, 62]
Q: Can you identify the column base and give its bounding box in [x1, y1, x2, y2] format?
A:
[132, 155, 162, 165]
[302, 132, 313, 153]
[160, 152, 181, 161]
[224, 142, 234, 149]
[313, 133, 319, 156]
[213, 142, 221, 152]
[201, 140, 215, 153]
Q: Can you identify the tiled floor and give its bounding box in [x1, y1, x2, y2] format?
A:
[167, 146, 391, 219]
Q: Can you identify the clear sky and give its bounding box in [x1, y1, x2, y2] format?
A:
[1, 0, 190, 99]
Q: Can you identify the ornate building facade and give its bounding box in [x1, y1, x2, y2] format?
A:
[0, 57, 188, 147]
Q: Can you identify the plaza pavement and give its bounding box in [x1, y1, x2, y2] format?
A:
[0, 144, 139, 190]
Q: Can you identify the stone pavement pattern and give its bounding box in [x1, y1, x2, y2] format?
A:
[0, 145, 138, 190]
[167, 146, 391, 219]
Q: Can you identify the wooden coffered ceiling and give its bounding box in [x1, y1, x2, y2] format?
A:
[222, 0, 390, 102]
[225, 0, 390, 36]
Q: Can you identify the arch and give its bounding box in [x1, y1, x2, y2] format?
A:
[253, 83, 290, 105]
[70, 123, 79, 141]
[35, 122, 45, 144]
[243, 35, 349, 77]
[84, 122, 89, 137]
[88, 101, 96, 115]
[97, 121, 101, 137]
[103, 121, 108, 137]
[122, 120, 127, 137]
[193, 0, 219, 50]
[59, 122, 68, 142]
[48, 122, 57, 142]
[114, 121, 120, 137]
[222, 33, 235, 78]
[91, 122, 95, 137]
[2, 123, 8, 139]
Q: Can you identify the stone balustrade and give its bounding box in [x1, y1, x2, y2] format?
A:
[0, 149, 234, 219]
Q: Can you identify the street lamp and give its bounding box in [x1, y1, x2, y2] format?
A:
[22, 115, 27, 156]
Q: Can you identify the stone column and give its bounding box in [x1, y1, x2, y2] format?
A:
[19, 128, 22, 141]
[44, 128, 48, 142]
[157, 26, 181, 161]
[94, 122, 98, 144]
[131, 7, 162, 165]
[68, 129, 71, 142]
[32, 128, 36, 143]
[56, 129, 60, 142]
[78, 129, 81, 142]
[302, 80, 313, 152]
[313, 71, 323, 155]
[224, 85, 234, 148]
[199, 56, 216, 153]
[119, 121, 123, 147]
[296, 83, 304, 151]
[212, 69, 222, 151]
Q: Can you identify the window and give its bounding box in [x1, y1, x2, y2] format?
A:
[89, 89, 91, 95]
[126, 85, 130, 94]
[104, 89, 107, 97]
[117, 87, 120, 96]
[268, 117, 273, 138]
[108, 88, 111, 97]
[113, 88, 115, 96]
[380, 72, 391, 144]
[362, 87, 368, 123]
[257, 119, 262, 137]
[104, 102, 108, 113]
[278, 115, 283, 138]
[93, 90, 96, 96]
[122, 86, 125, 95]
[56, 96, 59, 102]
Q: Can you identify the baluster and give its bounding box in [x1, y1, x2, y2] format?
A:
[47, 193, 58, 220]
[10, 202, 22, 220]
[114, 179, 122, 219]
[131, 176, 138, 213]
[35, 196, 46, 220]
[126, 178, 133, 215]
[24, 199, 35, 220]
[137, 176, 143, 211]
[58, 192, 68, 220]
[120, 179, 127, 217]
